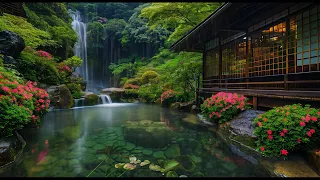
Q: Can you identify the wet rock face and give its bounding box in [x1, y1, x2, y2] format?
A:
[46, 84, 74, 109]
[0, 30, 25, 58]
[0, 131, 25, 168]
[230, 110, 265, 138]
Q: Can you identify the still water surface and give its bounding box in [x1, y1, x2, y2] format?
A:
[3, 103, 270, 177]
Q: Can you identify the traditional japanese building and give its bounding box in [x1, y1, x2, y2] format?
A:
[171, 2, 320, 109]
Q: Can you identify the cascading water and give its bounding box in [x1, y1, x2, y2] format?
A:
[99, 95, 112, 104]
[69, 10, 88, 83]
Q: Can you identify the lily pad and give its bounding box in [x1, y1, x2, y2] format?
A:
[162, 160, 180, 173]
[149, 164, 163, 172]
[115, 163, 125, 169]
[142, 149, 153, 155]
[140, 160, 150, 167]
[166, 171, 178, 177]
[153, 151, 166, 159]
[129, 156, 137, 163]
[123, 163, 136, 170]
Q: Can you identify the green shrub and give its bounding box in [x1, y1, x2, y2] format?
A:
[84, 94, 99, 106]
[18, 49, 60, 85]
[124, 89, 139, 99]
[0, 13, 57, 48]
[138, 84, 163, 103]
[200, 92, 250, 124]
[141, 70, 160, 84]
[120, 77, 129, 87]
[66, 83, 82, 99]
[63, 56, 83, 69]
[124, 78, 141, 86]
[69, 77, 86, 91]
[253, 104, 320, 158]
[0, 54, 3, 66]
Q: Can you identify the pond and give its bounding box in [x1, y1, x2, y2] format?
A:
[2, 103, 270, 177]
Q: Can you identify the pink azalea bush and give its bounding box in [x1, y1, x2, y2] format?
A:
[160, 89, 176, 104]
[0, 67, 50, 137]
[254, 104, 320, 158]
[124, 83, 140, 89]
[200, 92, 249, 124]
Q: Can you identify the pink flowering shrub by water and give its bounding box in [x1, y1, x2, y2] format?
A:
[160, 89, 175, 104]
[0, 67, 50, 137]
[200, 92, 249, 124]
[254, 104, 320, 158]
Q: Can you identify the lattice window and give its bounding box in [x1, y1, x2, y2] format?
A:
[221, 38, 246, 79]
[292, 6, 320, 73]
[204, 48, 219, 79]
[249, 21, 287, 77]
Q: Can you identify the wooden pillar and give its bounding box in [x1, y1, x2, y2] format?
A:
[245, 31, 249, 89]
[218, 35, 222, 88]
[253, 96, 258, 110]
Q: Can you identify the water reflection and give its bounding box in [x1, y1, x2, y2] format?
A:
[2, 104, 269, 177]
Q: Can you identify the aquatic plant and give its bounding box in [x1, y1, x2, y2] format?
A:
[200, 92, 249, 124]
[254, 104, 320, 158]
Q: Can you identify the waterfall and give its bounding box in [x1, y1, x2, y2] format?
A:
[69, 10, 88, 84]
[74, 98, 85, 107]
[99, 95, 112, 104]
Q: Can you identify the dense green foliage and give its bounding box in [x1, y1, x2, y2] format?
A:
[0, 66, 50, 137]
[200, 92, 250, 124]
[110, 2, 220, 103]
[23, 3, 77, 59]
[254, 104, 320, 158]
[0, 13, 56, 48]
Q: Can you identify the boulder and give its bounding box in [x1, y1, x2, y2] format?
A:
[46, 84, 74, 109]
[84, 94, 99, 106]
[179, 101, 195, 112]
[0, 131, 26, 174]
[261, 157, 319, 177]
[0, 30, 25, 58]
[170, 102, 180, 110]
[307, 149, 320, 175]
[71, 72, 81, 78]
[2, 55, 17, 65]
[230, 110, 265, 138]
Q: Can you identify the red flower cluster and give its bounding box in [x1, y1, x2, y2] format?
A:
[34, 50, 53, 60]
[201, 92, 248, 123]
[57, 64, 72, 73]
[160, 90, 175, 103]
[0, 71, 50, 126]
[124, 83, 139, 89]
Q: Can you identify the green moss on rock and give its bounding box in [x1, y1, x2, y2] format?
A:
[84, 94, 99, 106]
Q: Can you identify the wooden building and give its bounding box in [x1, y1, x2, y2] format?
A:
[0, 3, 27, 18]
[171, 3, 320, 109]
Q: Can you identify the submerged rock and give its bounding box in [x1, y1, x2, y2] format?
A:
[122, 120, 177, 148]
